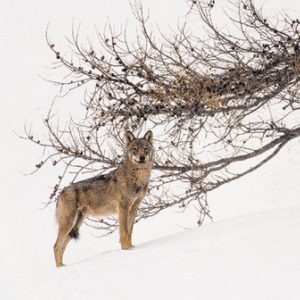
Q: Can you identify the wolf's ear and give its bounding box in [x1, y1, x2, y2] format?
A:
[144, 131, 153, 144]
[126, 131, 136, 144]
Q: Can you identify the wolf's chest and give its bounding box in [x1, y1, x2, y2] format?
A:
[130, 182, 147, 194]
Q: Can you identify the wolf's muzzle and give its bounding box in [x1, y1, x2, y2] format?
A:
[135, 155, 147, 164]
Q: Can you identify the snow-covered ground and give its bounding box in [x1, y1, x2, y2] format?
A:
[2, 204, 300, 300]
[1, 0, 300, 299]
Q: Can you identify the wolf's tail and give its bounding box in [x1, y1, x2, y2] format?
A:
[69, 227, 80, 239]
[68, 211, 84, 240]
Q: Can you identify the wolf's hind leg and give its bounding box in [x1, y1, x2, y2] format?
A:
[54, 209, 81, 267]
[54, 228, 71, 267]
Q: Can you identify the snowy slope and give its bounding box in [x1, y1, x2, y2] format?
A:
[1, 0, 300, 299]
[1, 205, 300, 300]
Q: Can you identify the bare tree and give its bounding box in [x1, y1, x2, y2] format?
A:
[25, 0, 300, 234]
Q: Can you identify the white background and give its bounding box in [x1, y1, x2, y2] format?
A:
[0, 1, 300, 299]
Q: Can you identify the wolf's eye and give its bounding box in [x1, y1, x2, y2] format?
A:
[144, 147, 149, 153]
[131, 148, 138, 154]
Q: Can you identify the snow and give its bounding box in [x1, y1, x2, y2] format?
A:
[2, 206, 300, 299]
[1, 0, 300, 299]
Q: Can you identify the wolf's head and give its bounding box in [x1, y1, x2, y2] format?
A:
[124, 131, 154, 166]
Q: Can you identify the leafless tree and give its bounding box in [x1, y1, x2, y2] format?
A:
[25, 0, 300, 234]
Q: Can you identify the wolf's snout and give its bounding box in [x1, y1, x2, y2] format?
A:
[139, 155, 146, 162]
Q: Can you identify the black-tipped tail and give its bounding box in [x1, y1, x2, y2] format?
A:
[69, 228, 80, 240]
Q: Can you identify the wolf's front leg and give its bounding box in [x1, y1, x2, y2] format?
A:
[117, 203, 131, 250]
[127, 203, 140, 248]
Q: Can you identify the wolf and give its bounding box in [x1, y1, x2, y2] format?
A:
[53, 131, 154, 267]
